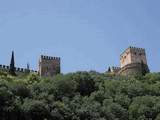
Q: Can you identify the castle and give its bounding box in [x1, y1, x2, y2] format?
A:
[0, 52, 61, 77]
[109, 46, 150, 76]
[0, 46, 150, 77]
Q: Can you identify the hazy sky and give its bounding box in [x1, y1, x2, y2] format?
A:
[0, 0, 160, 73]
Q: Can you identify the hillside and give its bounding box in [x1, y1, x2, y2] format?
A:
[1, 71, 160, 120]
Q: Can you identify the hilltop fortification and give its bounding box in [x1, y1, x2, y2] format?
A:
[109, 46, 150, 76]
[0, 52, 61, 77]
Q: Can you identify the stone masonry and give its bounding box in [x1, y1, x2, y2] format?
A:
[109, 46, 150, 76]
[39, 55, 61, 77]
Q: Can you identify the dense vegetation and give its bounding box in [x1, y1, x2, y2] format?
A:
[1, 71, 160, 120]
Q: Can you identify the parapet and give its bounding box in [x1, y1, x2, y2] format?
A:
[41, 55, 60, 61]
[120, 46, 146, 59]
[111, 66, 121, 73]
[111, 66, 121, 70]
[0, 65, 10, 70]
[129, 46, 145, 53]
[0, 64, 37, 73]
[15, 67, 37, 73]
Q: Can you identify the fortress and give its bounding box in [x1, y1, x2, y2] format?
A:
[109, 46, 150, 76]
[0, 52, 61, 77]
[0, 46, 149, 77]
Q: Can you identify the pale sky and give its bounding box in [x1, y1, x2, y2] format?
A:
[0, 0, 160, 73]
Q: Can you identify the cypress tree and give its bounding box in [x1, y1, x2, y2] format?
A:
[141, 60, 149, 76]
[108, 67, 111, 72]
[26, 63, 30, 73]
[27, 63, 30, 70]
[9, 51, 16, 76]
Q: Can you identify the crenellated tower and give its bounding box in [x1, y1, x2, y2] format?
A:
[119, 46, 149, 75]
[120, 47, 147, 68]
[107, 46, 150, 76]
[39, 55, 61, 77]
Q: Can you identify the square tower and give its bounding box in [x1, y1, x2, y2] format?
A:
[39, 55, 61, 77]
[120, 47, 148, 68]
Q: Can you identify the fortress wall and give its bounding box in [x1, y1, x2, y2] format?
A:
[111, 66, 121, 73]
[0, 64, 37, 73]
[118, 63, 149, 76]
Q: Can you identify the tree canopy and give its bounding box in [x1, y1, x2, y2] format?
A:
[1, 71, 160, 120]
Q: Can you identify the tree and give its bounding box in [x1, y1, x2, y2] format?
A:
[52, 74, 77, 100]
[72, 72, 96, 96]
[102, 99, 128, 120]
[22, 99, 50, 120]
[0, 84, 16, 120]
[1, 71, 160, 119]
[26, 73, 40, 85]
[129, 96, 160, 120]
[141, 60, 149, 76]
[108, 67, 111, 72]
[9, 51, 16, 76]
[11, 83, 31, 103]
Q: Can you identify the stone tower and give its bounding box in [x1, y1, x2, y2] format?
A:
[39, 55, 61, 77]
[119, 46, 149, 75]
[120, 47, 147, 68]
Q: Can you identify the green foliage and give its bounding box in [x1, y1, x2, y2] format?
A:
[129, 96, 160, 119]
[26, 73, 40, 85]
[1, 71, 160, 119]
[71, 72, 96, 96]
[22, 99, 50, 120]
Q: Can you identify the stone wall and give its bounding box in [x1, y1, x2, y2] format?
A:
[111, 66, 121, 73]
[118, 63, 149, 76]
[0, 64, 37, 73]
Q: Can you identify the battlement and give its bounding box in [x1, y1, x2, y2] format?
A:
[111, 66, 121, 70]
[39, 55, 61, 77]
[0, 65, 10, 70]
[0, 51, 60, 77]
[120, 46, 147, 68]
[41, 55, 60, 61]
[120, 46, 145, 59]
[111, 66, 121, 73]
[0, 64, 37, 73]
[129, 46, 145, 50]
